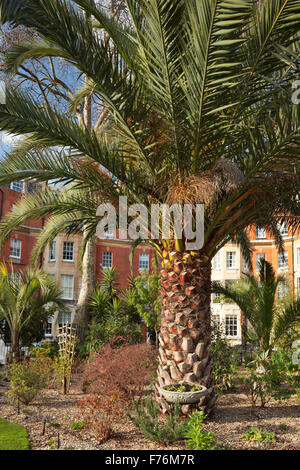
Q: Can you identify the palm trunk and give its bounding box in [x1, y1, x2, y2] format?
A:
[73, 236, 95, 338]
[155, 250, 216, 416]
[241, 311, 247, 362]
[73, 34, 95, 340]
[11, 330, 20, 362]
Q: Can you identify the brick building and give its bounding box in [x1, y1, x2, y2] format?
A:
[0, 184, 154, 339]
[0, 183, 43, 276]
[0, 183, 299, 346]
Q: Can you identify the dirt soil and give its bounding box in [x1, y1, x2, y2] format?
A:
[0, 375, 299, 450]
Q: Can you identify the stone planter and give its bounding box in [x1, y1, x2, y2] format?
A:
[158, 384, 207, 404]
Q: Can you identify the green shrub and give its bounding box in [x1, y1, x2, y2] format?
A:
[240, 349, 299, 407]
[30, 341, 58, 359]
[185, 411, 220, 450]
[128, 397, 187, 445]
[72, 420, 86, 430]
[6, 361, 51, 405]
[242, 427, 276, 443]
[210, 321, 240, 393]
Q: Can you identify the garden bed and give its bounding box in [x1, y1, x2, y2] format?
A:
[0, 376, 299, 450]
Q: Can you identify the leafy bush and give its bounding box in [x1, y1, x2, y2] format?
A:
[78, 341, 157, 443]
[129, 270, 161, 345]
[30, 341, 59, 359]
[240, 349, 298, 407]
[210, 321, 240, 393]
[6, 360, 52, 405]
[81, 340, 157, 405]
[76, 394, 123, 443]
[72, 420, 86, 430]
[185, 411, 220, 450]
[128, 397, 186, 445]
[82, 269, 143, 354]
[242, 427, 276, 443]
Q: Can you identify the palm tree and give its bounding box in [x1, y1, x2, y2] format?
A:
[1, 0, 300, 414]
[212, 259, 300, 356]
[0, 264, 65, 360]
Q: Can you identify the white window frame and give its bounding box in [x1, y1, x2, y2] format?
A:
[297, 278, 300, 297]
[226, 251, 236, 270]
[225, 315, 238, 337]
[256, 226, 266, 239]
[49, 241, 56, 262]
[278, 221, 288, 236]
[9, 238, 22, 259]
[60, 274, 74, 300]
[212, 252, 221, 270]
[62, 241, 74, 262]
[58, 311, 72, 327]
[10, 181, 23, 193]
[139, 253, 150, 271]
[256, 253, 266, 270]
[278, 251, 288, 269]
[277, 280, 290, 299]
[297, 247, 300, 267]
[45, 317, 53, 337]
[102, 251, 113, 268]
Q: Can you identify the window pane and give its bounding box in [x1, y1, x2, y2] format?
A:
[226, 252, 236, 269]
[225, 316, 237, 336]
[278, 221, 288, 236]
[58, 311, 72, 326]
[102, 251, 113, 268]
[278, 251, 288, 268]
[62, 242, 74, 261]
[139, 253, 149, 270]
[277, 280, 290, 299]
[212, 252, 221, 270]
[61, 274, 74, 300]
[256, 253, 265, 270]
[10, 181, 23, 193]
[297, 248, 300, 266]
[49, 241, 56, 261]
[10, 239, 22, 258]
[256, 226, 266, 239]
[45, 317, 53, 336]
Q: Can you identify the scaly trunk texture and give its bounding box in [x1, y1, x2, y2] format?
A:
[155, 250, 216, 416]
[73, 235, 95, 339]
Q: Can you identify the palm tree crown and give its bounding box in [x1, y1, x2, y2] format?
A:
[0, 0, 299, 257]
[0, 264, 65, 358]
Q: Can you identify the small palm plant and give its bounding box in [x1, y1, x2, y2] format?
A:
[0, 264, 65, 360]
[212, 259, 300, 356]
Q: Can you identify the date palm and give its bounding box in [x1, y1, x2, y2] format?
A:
[213, 259, 300, 356]
[0, 264, 65, 361]
[1, 0, 300, 414]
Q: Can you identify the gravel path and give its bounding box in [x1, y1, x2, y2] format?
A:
[0, 377, 299, 450]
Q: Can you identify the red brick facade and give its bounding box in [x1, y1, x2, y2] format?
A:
[0, 185, 153, 292]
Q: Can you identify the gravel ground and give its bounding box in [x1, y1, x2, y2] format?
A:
[0, 377, 299, 450]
